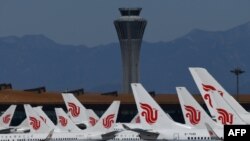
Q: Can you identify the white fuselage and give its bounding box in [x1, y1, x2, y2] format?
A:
[109, 130, 144, 141]
[0, 131, 105, 141]
[154, 128, 223, 140]
[108, 130, 221, 141]
[114, 123, 143, 131]
[113, 123, 224, 140]
[0, 133, 49, 141]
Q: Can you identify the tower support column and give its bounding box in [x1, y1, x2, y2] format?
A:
[114, 8, 147, 93]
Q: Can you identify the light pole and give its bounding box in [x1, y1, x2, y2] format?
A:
[230, 67, 245, 101]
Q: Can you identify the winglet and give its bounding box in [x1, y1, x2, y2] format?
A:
[122, 124, 131, 130]
[43, 129, 54, 141]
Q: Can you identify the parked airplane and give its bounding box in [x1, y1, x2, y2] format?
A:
[33, 101, 120, 140]
[130, 83, 222, 140]
[33, 106, 57, 129]
[0, 105, 55, 140]
[62, 93, 143, 132]
[176, 87, 223, 136]
[208, 90, 246, 124]
[33, 106, 73, 132]
[78, 101, 121, 140]
[189, 67, 250, 124]
[55, 108, 81, 132]
[36, 106, 118, 134]
[0, 105, 17, 133]
[62, 93, 93, 129]
[8, 106, 59, 134]
[0, 101, 120, 141]
[11, 106, 99, 133]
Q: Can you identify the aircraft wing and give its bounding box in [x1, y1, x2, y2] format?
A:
[122, 124, 159, 140]
[0, 127, 30, 134]
[101, 131, 120, 140]
[0, 128, 15, 134]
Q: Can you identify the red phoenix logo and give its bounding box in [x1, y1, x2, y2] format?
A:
[135, 116, 140, 123]
[184, 105, 201, 125]
[204, 94, 213, 108]
[89, 117, 97, 126]
[39, 116, 46, 123]
[29, 116, 41, 130]
[102, 114, 115, 129]
[202, 84, 224, 108]
[140, 103, 158, 125]
[67, 102, 80, 117]
[202, 84, 216, 91]
[217, 108, 233, 125]
[2, 114, 11, 124]
[59, 116, 68, 127]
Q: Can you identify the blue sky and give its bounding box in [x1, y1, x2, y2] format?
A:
[0, 0, 250, 47]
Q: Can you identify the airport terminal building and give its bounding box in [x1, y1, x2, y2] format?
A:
[1, 85, 250, 126]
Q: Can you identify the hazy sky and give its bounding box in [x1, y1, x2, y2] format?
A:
[0, 0, 250, 47]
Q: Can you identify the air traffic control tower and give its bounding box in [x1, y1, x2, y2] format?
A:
[114, 8, 147, 93]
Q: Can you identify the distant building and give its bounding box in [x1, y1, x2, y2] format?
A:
[1, 89, 250, 125]
[114, 8, 147, 93]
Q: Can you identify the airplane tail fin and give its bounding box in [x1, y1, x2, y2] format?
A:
[189, 67, 248, 117]
[33, 106, 56, 129]
[55, 108, 81, 132]
[87, 109, 99, 126]
[131, 83, 187, 130]
[204, 123, 221, 140]
[85, 101, 120, 133]
[176, 87, 222, 129]
[24, 104, 51, 133]
[62, 93, 90, 126]
[0, 105, 16, 128]
[209, 91, 246, 125]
